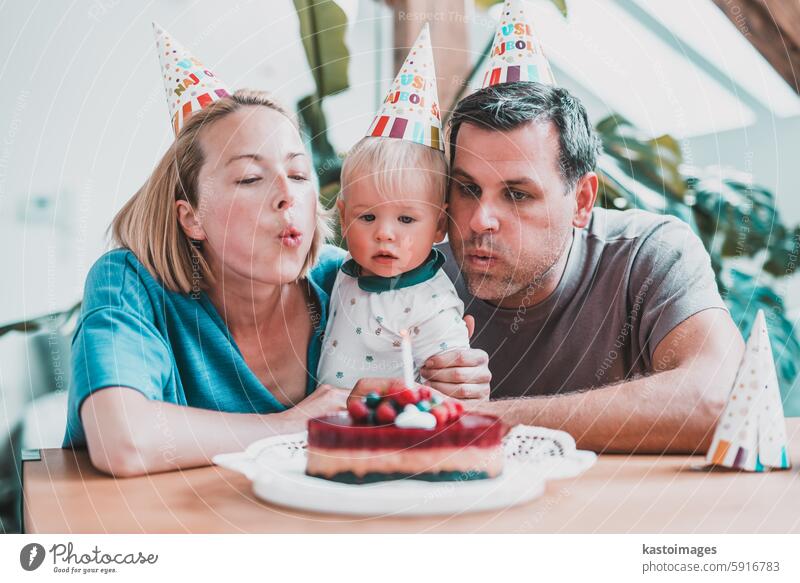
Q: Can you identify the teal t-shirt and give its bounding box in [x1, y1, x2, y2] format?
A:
[62, 245, 345, 448]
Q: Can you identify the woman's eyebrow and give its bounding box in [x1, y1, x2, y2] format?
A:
[226, 153, 261, 166]
[225, 151, 305, 166]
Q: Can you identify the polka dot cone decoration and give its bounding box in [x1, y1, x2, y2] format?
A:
[153, 22, 231, 135]
[364, 23, 443, 151]
[480, 0, 555, 89]
[705, 310, 791, 471]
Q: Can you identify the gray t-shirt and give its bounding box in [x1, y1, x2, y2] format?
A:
[441, 207, 727, 398]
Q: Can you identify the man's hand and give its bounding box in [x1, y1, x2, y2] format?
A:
[419, 347, 491, 399]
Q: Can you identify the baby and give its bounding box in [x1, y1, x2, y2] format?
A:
[317, 136, 470, 389]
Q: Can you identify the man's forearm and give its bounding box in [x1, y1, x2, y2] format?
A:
[477, 367, 726, 454]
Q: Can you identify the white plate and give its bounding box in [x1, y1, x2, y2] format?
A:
[249, 458, 546, 517]
[214, 425, 596, 517]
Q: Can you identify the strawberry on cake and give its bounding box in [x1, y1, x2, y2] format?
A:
[306, 386, 505, 484]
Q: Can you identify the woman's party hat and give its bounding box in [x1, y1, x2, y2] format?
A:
[481, 0, 555, 88]
[153, 22, 231, 135]
[365, 23, 443, 151]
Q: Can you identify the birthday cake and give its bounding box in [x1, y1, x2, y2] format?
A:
[306, 386, 505, 484]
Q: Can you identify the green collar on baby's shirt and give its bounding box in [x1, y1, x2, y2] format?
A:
[340, 248, 446, 293]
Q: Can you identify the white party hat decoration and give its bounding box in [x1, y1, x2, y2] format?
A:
[153, 22, 231, 135]
[481, 0, 555, 89]
[365, 23, 443, 151]
[706, 310, 791, 471]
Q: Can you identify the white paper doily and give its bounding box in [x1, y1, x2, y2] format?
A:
[213, 425, 595, 516]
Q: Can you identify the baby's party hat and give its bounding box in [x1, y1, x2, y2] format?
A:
[153, 22, 231, 135]
[481, 0, 555, 89]
[365, 23, 443, 151]
[706, 310, 791, 472]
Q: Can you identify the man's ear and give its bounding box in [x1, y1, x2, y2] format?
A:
[434, 204, 448, 244]
[176, 200, 206, 241]
[572, 172, 598, 229]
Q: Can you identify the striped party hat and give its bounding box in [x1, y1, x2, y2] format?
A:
[153, 22, 231, 135]
[705, 310, 791, 472]
[365, 23, 443, 151]
[481, 0, 555, 89]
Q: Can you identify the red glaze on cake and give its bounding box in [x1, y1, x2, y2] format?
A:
[305, 387, 505, 484]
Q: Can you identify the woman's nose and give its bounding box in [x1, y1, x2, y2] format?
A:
[272, 177, 296, 212]
[469, 202, 500, 234]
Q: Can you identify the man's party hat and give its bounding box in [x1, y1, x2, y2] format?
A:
[365, 23, 443, 151]
[706, 310, 791, 471]
[153, 22, 231, 135]
[481, 0, 555, 89]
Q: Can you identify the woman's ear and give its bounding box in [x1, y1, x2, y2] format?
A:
[176, 200, 206, 241]
[572, 172, 598, 229]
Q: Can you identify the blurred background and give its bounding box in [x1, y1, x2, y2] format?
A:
[1, 0, 799, 531]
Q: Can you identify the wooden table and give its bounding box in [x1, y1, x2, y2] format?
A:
[23, 420, 800, 533]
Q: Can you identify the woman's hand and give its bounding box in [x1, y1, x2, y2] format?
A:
[278, 384, 349, 430]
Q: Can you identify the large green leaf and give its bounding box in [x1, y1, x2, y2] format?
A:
[293, 0, 350, 97]
[475, 0, 567, 18]
[595, 115, 686, 202]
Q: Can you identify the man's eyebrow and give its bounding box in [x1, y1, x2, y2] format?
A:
[450, 168, 474, 181]
[503, 177, 539, 187]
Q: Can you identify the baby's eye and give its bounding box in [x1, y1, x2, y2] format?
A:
[359, 214, 375, 222]
[398, 216, 415, 224]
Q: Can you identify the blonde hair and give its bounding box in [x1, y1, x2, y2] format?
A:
[340, 137, 447, 204]
[111, 89, 331, 294]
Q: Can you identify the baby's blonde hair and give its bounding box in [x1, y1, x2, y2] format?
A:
[340, 137, 447, 204]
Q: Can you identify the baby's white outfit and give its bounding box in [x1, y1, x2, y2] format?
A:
[317, 249, 470, 389]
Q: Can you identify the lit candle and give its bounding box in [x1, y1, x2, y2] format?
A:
[400, 329, 414, 389]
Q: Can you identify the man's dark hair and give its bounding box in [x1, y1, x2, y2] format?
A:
[448, 82, 601, 189]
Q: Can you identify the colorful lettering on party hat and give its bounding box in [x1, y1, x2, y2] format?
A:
[365, 23, 443, 151]
[481, 0, 555, 89]
[153, 22, 231, 135]
[705, 310, 791, 472]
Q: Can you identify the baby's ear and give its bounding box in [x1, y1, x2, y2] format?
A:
[336, 197, 346, 223]
[434, 206, 448, 243]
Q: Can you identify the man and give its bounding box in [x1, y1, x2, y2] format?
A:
[426, 81, 744, 454]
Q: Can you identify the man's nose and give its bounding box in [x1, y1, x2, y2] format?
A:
[469, 202, 500, 233]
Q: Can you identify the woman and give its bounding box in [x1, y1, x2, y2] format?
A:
[63, 90, 490, 477]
